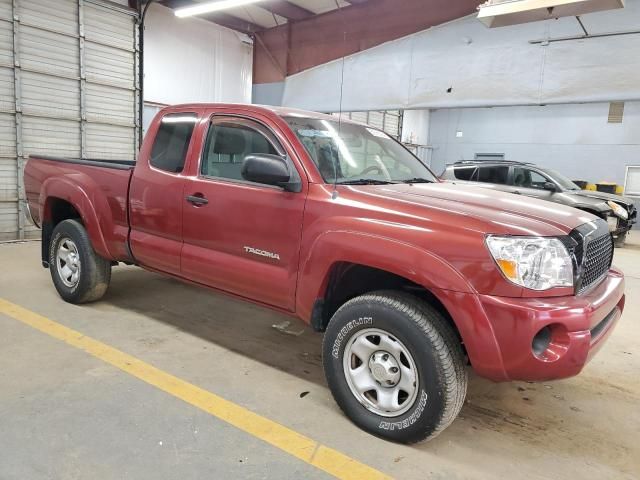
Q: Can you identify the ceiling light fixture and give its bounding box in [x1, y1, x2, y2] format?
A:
[175, 0, 265, 18]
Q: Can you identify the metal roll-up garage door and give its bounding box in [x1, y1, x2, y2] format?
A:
[0, 0, 138, 241]
[331, 110, 404, 140]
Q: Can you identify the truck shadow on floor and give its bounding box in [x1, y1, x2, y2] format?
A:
[104, 266, 327, 386]
[102, 267, 637, 475]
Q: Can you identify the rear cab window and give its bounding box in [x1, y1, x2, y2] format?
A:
[150, 113, 198, 173]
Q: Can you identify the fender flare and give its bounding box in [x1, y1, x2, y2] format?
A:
[296, 230, 474, 320]
[296, 230, 506, 378]
[40, 176, 112, 259]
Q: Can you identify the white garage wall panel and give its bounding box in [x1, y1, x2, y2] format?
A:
[0, 0, 138, 241]
[143, 4, 253, 106]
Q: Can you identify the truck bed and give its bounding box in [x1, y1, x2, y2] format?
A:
[24, 155, 135, 262]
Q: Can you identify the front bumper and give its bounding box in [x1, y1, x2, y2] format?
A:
[609, 218, 634, 236]
[608, 209, 636, 237]
[437, 268, 625, 382]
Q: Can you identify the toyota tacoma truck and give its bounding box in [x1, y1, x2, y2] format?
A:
[23, 104, 625, 443]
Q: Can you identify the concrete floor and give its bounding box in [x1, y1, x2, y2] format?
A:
[0, 239, 639, 480]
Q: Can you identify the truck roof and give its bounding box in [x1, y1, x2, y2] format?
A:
[165, 103, 359, 125]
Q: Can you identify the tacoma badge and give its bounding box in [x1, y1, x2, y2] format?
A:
[244, 246, 280, 260]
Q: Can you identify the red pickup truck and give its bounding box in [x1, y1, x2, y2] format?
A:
[24, 103, 625, 443]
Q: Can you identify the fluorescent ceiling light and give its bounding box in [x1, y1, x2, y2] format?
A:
[175, 0, 265, 18]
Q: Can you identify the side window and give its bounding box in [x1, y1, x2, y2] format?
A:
[201, 120, 281, 182]
[514, 167, 550, 189]
[528, 170, 551, 189]
[150, 113, 197, 173]
[476, 166, 508, 184]
[453, 166, 477, 180]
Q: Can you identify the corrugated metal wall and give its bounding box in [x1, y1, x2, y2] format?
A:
[0, 0, 138, 241]
[331, 111, 403, 140]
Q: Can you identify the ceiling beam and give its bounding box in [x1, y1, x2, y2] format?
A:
[158, 0, 263, 34]
[259, 1, 314, 21]
[254, 0, 480, 83]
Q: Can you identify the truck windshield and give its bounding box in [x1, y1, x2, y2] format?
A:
[284, 117, 437, 185]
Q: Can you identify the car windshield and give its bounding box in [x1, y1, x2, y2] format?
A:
[284, 116, 438, 184]
[539, 167, 581, 191]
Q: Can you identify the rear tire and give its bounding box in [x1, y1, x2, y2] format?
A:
[49, 219, 111, 304]
[322, 290, 467, 444]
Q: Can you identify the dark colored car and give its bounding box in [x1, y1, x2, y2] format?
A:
[23, 104, 625, 443]
[441, 161, 636, 246]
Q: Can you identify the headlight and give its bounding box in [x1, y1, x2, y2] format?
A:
[607, 200, 628, 220]
[486, 236, 574, 290]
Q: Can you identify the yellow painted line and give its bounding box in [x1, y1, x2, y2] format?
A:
[0, 298, 391, 480]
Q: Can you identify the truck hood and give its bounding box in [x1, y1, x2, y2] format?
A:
[359, 182, 595, 236]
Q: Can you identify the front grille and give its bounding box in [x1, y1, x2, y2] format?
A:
[578, 226, 613, 294]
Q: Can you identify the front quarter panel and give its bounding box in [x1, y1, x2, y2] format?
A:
[296, 228, 474, 321]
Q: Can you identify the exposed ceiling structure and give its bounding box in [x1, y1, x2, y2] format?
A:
[155, 0, 363, 34]
[146, 0, 482, 83]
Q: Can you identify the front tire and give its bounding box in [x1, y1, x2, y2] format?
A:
[322, 291, 467, 444]
[49, 219, 111, 304]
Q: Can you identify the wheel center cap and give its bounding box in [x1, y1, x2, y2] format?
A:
[368, 351, 400, 387]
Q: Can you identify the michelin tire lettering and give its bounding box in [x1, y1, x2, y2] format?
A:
[332, 316, 373, 359]
[379, 391, 428, 430]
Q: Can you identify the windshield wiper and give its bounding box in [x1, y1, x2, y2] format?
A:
[336, 179, 398, 185]
[400, 178, 434, 184]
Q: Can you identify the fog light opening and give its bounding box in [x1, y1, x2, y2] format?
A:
[532, 323, 571, 362]
[532, 326, 552, 357]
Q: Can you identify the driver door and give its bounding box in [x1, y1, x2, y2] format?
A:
[180, 115, 307, 311]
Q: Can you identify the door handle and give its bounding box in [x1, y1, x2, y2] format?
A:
[513, 190, 521, 195]
[186, 194, 209, 206]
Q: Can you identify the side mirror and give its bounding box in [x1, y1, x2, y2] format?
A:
[241, 154, 301, 192]
[543, 181, 558, 192]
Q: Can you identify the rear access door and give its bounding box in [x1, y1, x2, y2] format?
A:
[128, 111, 199, 275]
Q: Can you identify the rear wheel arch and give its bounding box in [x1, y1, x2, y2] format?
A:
[39, 192, 110, 265]
[41, 197, 84, 267]
[49, 219, 111, 303]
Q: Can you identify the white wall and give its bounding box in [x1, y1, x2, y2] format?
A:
[402, 110, 430, 145]
[428, 102, 640, 186]
[144, 4, 253, 106]
[282, 0, 640, 112]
